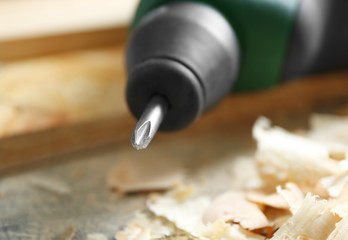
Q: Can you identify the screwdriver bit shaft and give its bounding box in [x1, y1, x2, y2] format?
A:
[131, 95, 168, 150]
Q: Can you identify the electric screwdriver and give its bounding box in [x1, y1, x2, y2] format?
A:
[126, 0, 348, 149]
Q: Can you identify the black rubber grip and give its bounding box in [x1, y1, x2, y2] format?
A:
[126, 2, 239, 131]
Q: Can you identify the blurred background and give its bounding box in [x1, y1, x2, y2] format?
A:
[0, 0, 140, 138]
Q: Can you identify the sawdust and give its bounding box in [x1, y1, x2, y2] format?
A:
[115, 114, 348, 240]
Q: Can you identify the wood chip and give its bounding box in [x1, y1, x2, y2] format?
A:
[147, 189, 266, 239]
[86, 233, 107, 240]
[271, 193, 333, 240]
[253, 117, 341, 188]
[246, 190, 289, 209]
[107, 158, 184, 193]
[115, 212, 174, 240]
[116, 114, 348, 240]
[276, 182, 304, 214]
[327, 214, 348, 240]
[308, 114, 348, 157]
[319, 174, 348, 197]
[202, 190, 271, 231]
[147, 191, 211, 236]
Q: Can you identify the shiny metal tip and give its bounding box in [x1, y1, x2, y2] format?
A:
[131, 95, 168, 150]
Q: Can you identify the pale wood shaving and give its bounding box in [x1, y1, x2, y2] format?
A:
[115, 212, 174, 240]
[253, 117, 341, 188]
[202, 190, 271, 231]
[246, 190, 289, 209]
[196, 220, 265, 240]
[107, 158, 184, 193]
[327, 214, 348, 240]
[147, 192, 211, 236]
[308, 114, 348, 157]
[319, 174, 348, 197]
[147, 187, 265, 240]
[115, 115, 348, 240]
[328, 182, 348, 218]
[86, 233, 107, 240]
[271, 193, 331, 240]
[276, 183, 304, 214]
[303, 209, 341, 240]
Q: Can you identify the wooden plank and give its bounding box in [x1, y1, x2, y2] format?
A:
[0, 45, 127, 137]
[0, 0, 138, 60]
[0, 0, 139, 41]
[1, 71, 348, 172]
[0, 27, 128, 61]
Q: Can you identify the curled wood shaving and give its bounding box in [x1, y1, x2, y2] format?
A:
[107, 158, 184, 193]
[327, 214, 348, 240]
[329, 182, 348, 218]
[115, 212, 174, 240]
[202, 191, 270, 231]
[303, 209, 341, 240]
[276, 183, 304, 214]
[271, 193, 330, 240]
[196, 220, 265, 240]
[246, 190, 289, 209]
[319, 174, 348, 198]
[147, 187, 265, 240]
[147, 192, 211, 236]
[253, 117, 341, 188]
[86, 233, 107, 240]
[308, 114, 348, 157]
[116, 115, 348, 240]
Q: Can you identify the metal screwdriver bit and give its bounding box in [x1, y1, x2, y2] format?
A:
[131, 95, 168, 150]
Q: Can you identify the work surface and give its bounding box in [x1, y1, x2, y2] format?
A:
[1, 46, 348, 239]
[0, 111, 311, 240]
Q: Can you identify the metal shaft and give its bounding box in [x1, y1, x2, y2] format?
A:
[131, 95, 168, 150]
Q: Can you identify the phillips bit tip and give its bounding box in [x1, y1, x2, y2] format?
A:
[131, 95, 168, 150]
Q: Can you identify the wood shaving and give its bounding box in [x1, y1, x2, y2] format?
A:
[276, 182, 304, 214]
[327, 214, 348, 240]
[147, 191, 211, 236]
[328, 182, 348, 218]
[195, 220, 265, 240]
[116, 115, 348, 240]
[202, 190, 270, 230]
[253, 117, 341, 188]
[116, 212, 174, 240]
[86, 233, 107, 240]
[308, 114, 348, 157]
[246, 190, 289, 209]
[107, 158, 184, 193]
[271, 193, 330, 240]
[319, 174, 348, 197]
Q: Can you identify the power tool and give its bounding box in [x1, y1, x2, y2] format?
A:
[126, 0, 348, 149]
